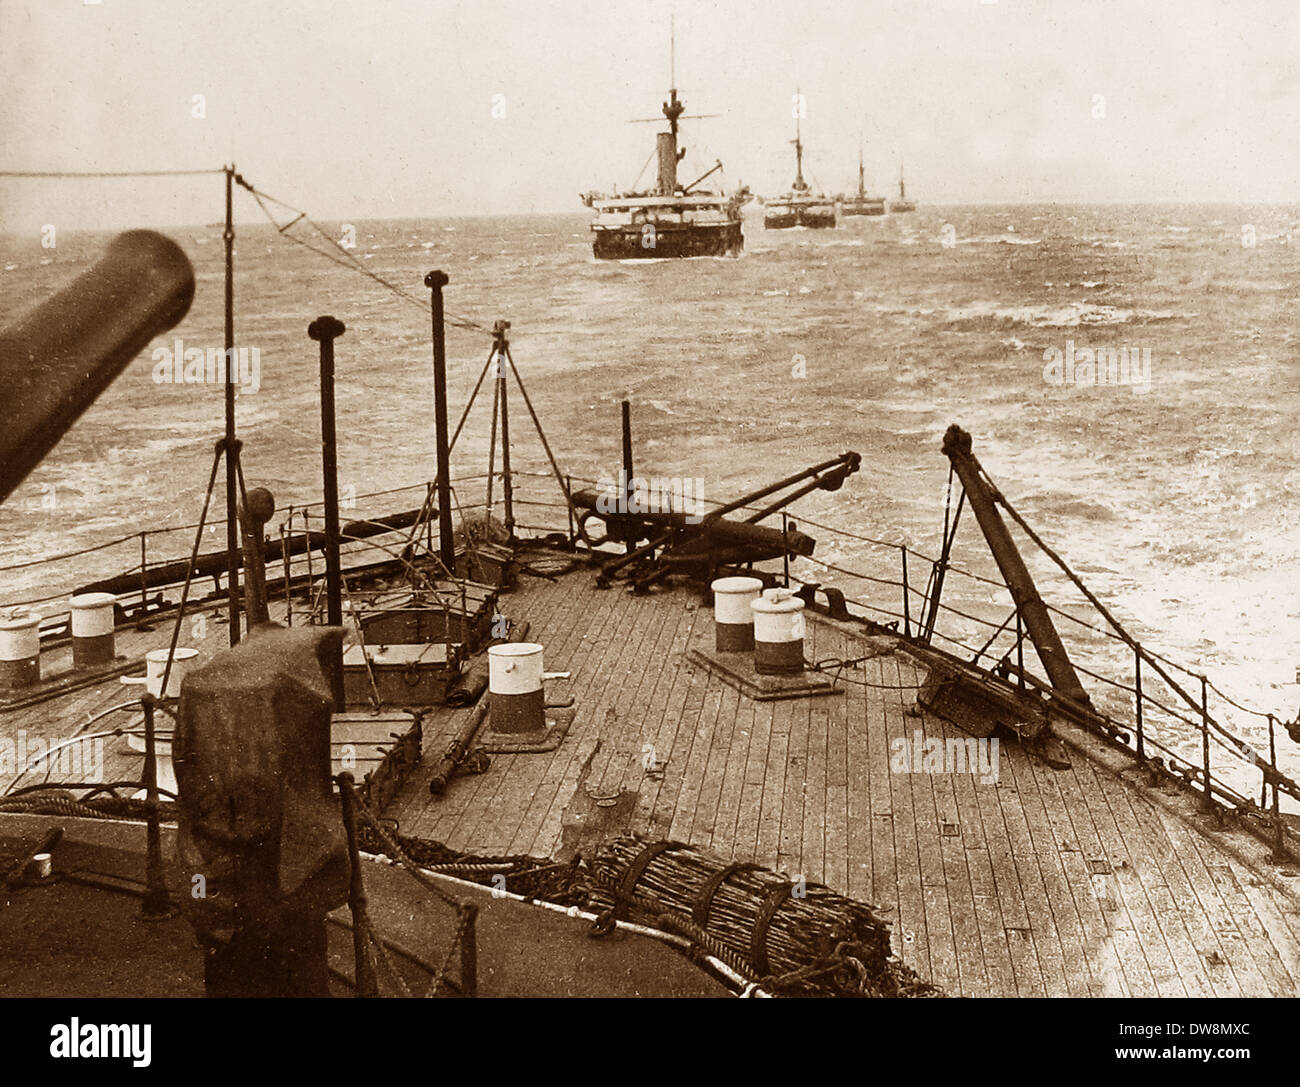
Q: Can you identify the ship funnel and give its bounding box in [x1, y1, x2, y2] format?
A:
[656, 131, 678, 194]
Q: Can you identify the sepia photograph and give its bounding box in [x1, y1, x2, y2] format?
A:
[0, 0, 1293, 1066]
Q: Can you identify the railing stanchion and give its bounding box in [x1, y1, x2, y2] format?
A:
[1265, 712, 1275, 810]
[137, 531, 149, 630]
[280, 512, 293, 626]
[782, 513, 791, 588]
[1134, 645, 1144, 763]
[900, 546, 910, 638]
[1199, 675, 1215, 816]
[303, 508, 314, 621]
[1268, 714, 1288, 862]
[1015, 609, 1025, 692]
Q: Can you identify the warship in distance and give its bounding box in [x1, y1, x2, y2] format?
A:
[581, 72, 744, 259]
[763, 108, 837, 230]
[889, 162, 916, 213]
[839, 138, 886, 217]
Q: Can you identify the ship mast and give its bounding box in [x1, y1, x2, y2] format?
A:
[656, 18, 686, 194]
[899, 160, 906, 200]
[792, 90, 807, 191]
[858, 135, 865, 199]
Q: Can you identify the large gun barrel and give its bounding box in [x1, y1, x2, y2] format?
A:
[0, 230, 195, 505]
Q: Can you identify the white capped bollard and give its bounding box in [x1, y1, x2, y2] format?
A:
[70, 592, 117, 669]
[751, 588, 806, 676]
[489, 642, 545, 734]
[0, 610, 42, 689]
[145, 647, 199, 698]
[711, 576, 764, 653]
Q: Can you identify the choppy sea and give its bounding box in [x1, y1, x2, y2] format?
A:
[3, 202, 1300, 789]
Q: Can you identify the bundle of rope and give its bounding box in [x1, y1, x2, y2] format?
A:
[581, 835, 941, 998]
[0, 787, 170, 822]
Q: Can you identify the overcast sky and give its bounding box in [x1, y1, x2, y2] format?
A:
[2, 0, 1298, 230]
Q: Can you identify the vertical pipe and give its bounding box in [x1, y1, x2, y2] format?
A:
[900, 546, 910, 638]
[424, 271, 456, 571]
[621, 399, 634, 555]
[565, 474, 574, 545]
[309, 316, 347, 709]
[141, 696, 171, 918]
[1134, 646, 1144, 762]
[223, 165, 241, 646]
[338, 774, 380, 997]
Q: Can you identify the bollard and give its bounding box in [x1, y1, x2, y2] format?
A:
[711, 576, 764, 652]
[146, 647, 199, 698]
[0, 611, 42, 689]
[751, 588, 806, 676]
[488, 642, 546, 733]
[70, 592, 117, 669]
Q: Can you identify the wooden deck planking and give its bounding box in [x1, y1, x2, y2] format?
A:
[529, 578, 662, 857]
[775, 696, 810, 877]
[882, 656, 934, 984]
[629, 608, 705, 839]
[734, 700, 776, 867]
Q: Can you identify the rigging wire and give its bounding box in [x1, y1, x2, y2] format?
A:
[233, 174, 491, 336]
[0, 169, 223, 178]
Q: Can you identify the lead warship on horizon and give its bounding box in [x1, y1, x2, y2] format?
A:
[763, 110, 837, 230]
[581, 71, 745, 260]
[839, 139, 886, 217]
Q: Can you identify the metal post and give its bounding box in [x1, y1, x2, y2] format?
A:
[1268, 712, 1277, 810]
[565, 474, 574, 545]
[223, 164, 241, 646]
[140, 695, 172, 918]
[1199, 675, 1214, 814]
[900, 546, 910, 637]
[302, 508, 314, 620]
[1015, 609, 1025, 692]
[782, 513, 791, 588]
[621, 399, 634, 555]
[1269, 714, 1288, 862]
[424, 271, 456, 571]
[137, 531, 149, 630]
[309, 316, 347, 709]
[1134, 646, 1144, 762]
[281, 517, 292, 626]
[338, 773, 379, 997]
